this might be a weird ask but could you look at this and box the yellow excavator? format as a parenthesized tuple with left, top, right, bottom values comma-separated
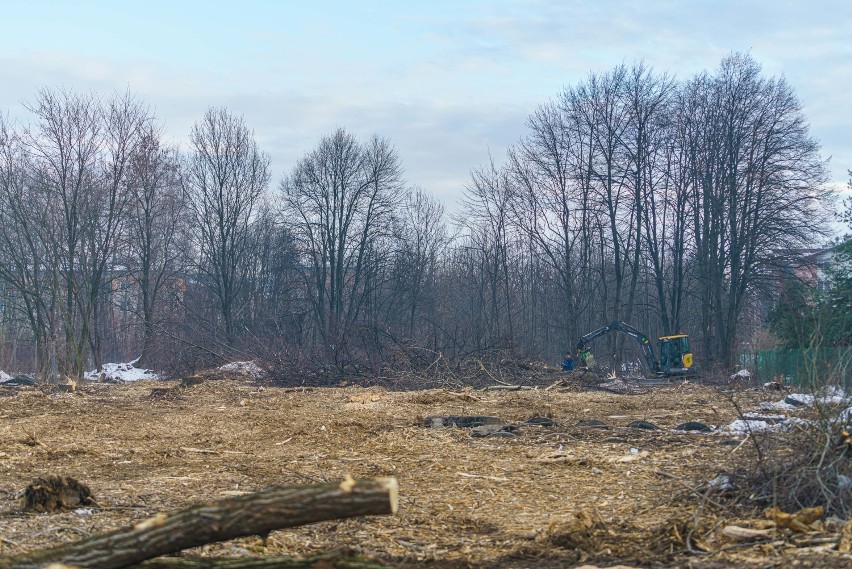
(576, 321, 694, 376)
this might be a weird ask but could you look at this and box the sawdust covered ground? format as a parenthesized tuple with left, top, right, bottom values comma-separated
(0, 379, 847, 568)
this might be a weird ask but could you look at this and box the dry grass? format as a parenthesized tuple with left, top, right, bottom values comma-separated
(0, 378, 848, 568)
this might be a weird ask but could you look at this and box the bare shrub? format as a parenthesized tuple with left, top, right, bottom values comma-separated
(744, 393, 851, 518)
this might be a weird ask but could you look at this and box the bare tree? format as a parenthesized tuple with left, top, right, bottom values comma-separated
(3, 90, 152, 378)
(394, 187, 448, 340)
(126, 125, 186, 366)
(583, 66, 632, 329)
(186, 107, 270, 349)
(281, 129, 404, 367)
(641, 83, 696, 335)
(241, 208, 301, 340)
(0, 114, 59, 379)
(461, 157, 517, 349)
(620, 63, 675, 335)
(686, 54, 831, 367)
(504, 101, 582, 350)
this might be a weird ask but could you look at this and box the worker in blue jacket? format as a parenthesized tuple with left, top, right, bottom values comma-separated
(562, 351, 575, 371)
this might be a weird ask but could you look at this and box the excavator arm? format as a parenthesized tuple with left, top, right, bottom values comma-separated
(576, 321, 661, 375)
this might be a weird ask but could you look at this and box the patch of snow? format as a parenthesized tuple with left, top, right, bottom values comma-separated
(708, 475, 733, 491)
(821, 385, 847, 399)
(724, 419, 776, 434)
(0, 370, 12, 383)
(785, 416, 813, 428)
(730, 369, 751, 380)
(752, 389, 850, 431)
(785, 393, 815, 407)
(724, 415, 814, 434)
(816, 386, 849, 405)
(759, 392, 838, 410)
(742, 413, 787, 422)
(829, 396, 851, 407)
(781, 388, 850, 408)
(85, 361, 159, 382)
(73, 508, 93, 515)
(758, 400, 799, 411)
(218, 361, 265, 379)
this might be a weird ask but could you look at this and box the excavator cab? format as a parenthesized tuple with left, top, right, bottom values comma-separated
(658, 335, 693, 375)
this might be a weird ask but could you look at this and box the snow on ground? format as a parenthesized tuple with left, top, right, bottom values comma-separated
(785, 393, 816, 406)
(727, 386, 851, 433)
(85, 361, 159, 382)
(730, 369, 751, 380)
(707, 474, 733, 491)
(742, 412, 787, 422)
(815, 385, 850, 405)
(757, 386, 849, 410)
(218, 361, 265, 379)
(724, 418, 781, 434)
(7, 360, 265, 383)
(757, 399, 801, 411)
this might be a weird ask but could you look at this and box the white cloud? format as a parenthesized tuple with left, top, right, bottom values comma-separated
(1, 0, 849, 212)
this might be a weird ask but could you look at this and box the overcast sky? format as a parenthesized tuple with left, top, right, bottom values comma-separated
(2, 0, 850, 211)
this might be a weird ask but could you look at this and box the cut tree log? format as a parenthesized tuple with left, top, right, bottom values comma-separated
(721, 525, 773, 541)
(136, 551, 390, 568)
(0, 476, 398, 569)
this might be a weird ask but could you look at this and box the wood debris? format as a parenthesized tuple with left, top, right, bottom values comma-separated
(21, 476, 96, 513)
(0, 380, 848, 567)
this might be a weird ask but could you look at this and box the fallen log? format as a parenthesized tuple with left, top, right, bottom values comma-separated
(1, 476, 398, 569)
(720, 525, 773, 541)
(137, 551, 390, 568)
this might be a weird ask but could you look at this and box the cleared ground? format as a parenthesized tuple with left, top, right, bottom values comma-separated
(0, 377, 848, 568)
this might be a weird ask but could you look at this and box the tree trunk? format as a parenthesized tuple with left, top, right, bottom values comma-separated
(0, 477, 398, 569)
(136, 551, 390, 569)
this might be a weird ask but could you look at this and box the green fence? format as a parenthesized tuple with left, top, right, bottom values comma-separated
(738, 347, 852, 388)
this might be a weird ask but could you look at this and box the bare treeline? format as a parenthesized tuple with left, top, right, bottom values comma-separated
(457, 54, 830, 370)
(0, 54, 833, 381)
